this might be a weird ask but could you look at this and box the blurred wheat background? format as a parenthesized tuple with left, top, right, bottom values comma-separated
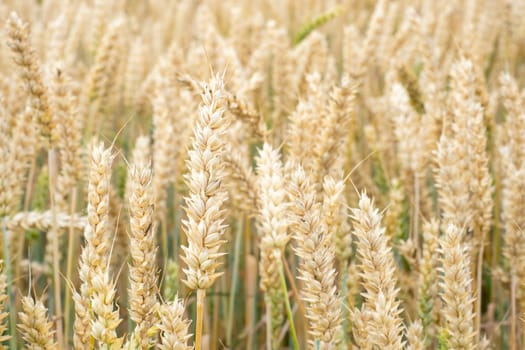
(0, 0, 523, 349)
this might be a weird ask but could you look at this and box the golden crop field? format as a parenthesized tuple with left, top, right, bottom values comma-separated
(0, 0, 523, 349)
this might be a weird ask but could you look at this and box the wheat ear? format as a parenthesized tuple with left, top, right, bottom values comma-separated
(255, 143, 289, 348)
(289, 165, 341, 347)
(128, 161, 160, 348)
(350, 193, 404, 349)
(180, 75, 230, 350)
(157, 296, 192, 350)
(439, 224, 476, 350)
(17, 296, 58, 350)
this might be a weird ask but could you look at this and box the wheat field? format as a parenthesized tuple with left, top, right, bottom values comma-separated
(0, 0, 523, 349)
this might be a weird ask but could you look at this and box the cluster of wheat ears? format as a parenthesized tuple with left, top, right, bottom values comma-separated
(1, 0, 525, 349)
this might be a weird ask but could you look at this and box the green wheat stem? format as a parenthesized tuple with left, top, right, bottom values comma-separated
(227, 219, 243, 347)
(278, 254, 299, 350)
(2, 219, 18, 350)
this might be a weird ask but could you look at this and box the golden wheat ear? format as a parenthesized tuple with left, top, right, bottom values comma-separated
(255, 143, 289, 348)
(18, 295, 58, 350)
(6, 11, 54, 147)
(180, 75, 231, 350)
(439, 224, 476, 350)
(127, 160, 159, 348)
(288, 164, 342, 346)
(350, 193, 405, 349)
(74, 142, 122, 349)
(157, 295, 192, 350)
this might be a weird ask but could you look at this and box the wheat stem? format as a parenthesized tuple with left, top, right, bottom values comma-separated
(64, 188, 77, 340)
(278, 256, 299, 350)
(265, 294, 273, 350)
(48, 148, 64, 348)
(511, 274, 517, 350)
(227, 220, 243, 346)
(1, 221, 17, 350)
(195, 288, 206, 350)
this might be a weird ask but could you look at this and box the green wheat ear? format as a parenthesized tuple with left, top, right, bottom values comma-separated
(32, 166, 49, 211)
(115, 161, 127, 199)
(437, 328, 450, 350)
(163, 258, 180, 302)
(398, 65, 425, 114)
(294, 6, 342, 45)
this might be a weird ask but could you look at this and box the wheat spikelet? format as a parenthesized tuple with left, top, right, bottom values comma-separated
(439, 224, 476, 350)
(77, 142, 113, 291)
(17, 296, 58, 350)
(293, 32, 327, 99)
(45, 13, 69, 66)
(225, 92, 266, 139)
(124, 37, 146, 109)
(72, 291, 90, 350)
(352, 0, 387, 83)
(181, 75, 230, 291)
(50, 67, 82, 212)
(6, 11, 54, 146)
(349, 307, 371, 349)
(406, 321, 424, 350)
(0, 104, 37, 218)
(321, 173, 352, 270)
(255, 143, 289, 346)
(4, 211, 86, 232)
(435, 59, 488, 234)
(89, 272, 123, 349)
(390, 82, 422, 178)
(269, 24, 293, 122)
(223, 145, 258, 217)
(157, 296, 192, 350)
(350, 193, 404, 349)
(152, 91, 176, 224)
(417, 219, 440, 342)
(108, 187, 128, 284)
(179, 73, 231, 350)
(383, 179, 404, 243)
(74, 142, 118, 349)
(286, 87, 323, 172)
(125, 136, 151, 205)
(499, 72, 525, 166)
(315, 77, 356, 178)
(455, 59, 492, 245)
(128, 161, 159, 349)
(86, 18, 122, 105)
(499, 73, 525, 290)
(89, 0, 109, 55)
(289, 165, 341, 346)
(2, 104, 37, 275)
